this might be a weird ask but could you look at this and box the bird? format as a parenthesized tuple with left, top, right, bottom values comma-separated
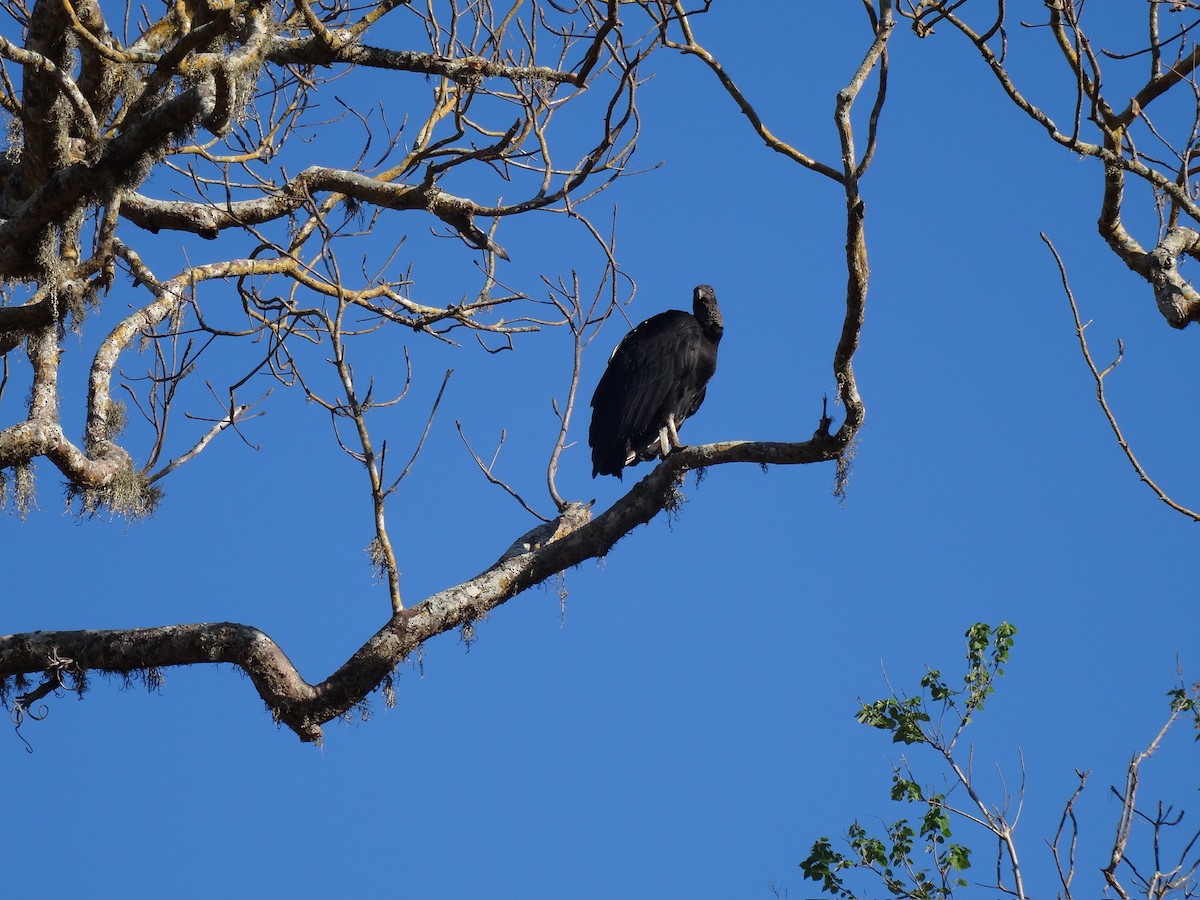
(589, 284, 723, 479)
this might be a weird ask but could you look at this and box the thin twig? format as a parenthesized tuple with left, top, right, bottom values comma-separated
(1042, 232, 1200, 521)
(456, 421, 550, 522)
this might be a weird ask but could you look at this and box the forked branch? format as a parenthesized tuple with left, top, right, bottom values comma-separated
(903, 1, 1200, 328)
(1043, 233, 1200, 521)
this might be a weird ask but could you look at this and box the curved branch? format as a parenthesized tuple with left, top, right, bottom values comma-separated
(1042, 232, 1200, 520)
(85, 250, 295, 454)
(832, 2, 892, 442)
(0, 432, 846, 743)
(1099, 137, 1200, 328)
(654, 1, 843, 182)
(654, 1, 889, 445)
(0, 419, 132, 484)
(122, 168, 509, 255)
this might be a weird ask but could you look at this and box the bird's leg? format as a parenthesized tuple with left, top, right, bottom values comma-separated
(666, 414, 684, 451)
(657, 423, 671, 458)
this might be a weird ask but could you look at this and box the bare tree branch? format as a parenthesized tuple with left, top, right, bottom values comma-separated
(903, 1, 1200, 328)
(0, 431, 846, 742)
(1042, 232, 1200, 521)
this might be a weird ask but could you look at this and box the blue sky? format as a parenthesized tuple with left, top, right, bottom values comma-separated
(4, 4, 1198, 898)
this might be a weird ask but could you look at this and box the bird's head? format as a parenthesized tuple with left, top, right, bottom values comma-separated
(692, 284, 722, 338)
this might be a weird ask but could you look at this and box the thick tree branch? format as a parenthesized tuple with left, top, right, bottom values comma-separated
(0, 420, 132, 485)
(0, 433, 846, 743)
(267, 38, 588, 86)
(121, 168, 508, 256)
(0, 82, 216, 275)
(1098, 137, 1200, 328)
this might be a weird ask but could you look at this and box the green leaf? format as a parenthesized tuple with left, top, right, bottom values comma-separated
(800, 836, 856, 898)
(920, 804, 951, 840)
(947, 844, 972, 871)
(890, 774, 924, 803)
(1167, 687, 1193, 713)
(920, 669, 952, 702)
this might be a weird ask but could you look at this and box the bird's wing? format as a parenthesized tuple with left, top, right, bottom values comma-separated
(593, 311, 704, 444)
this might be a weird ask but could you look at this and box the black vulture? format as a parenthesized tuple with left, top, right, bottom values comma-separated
(589, 284, 723, 479)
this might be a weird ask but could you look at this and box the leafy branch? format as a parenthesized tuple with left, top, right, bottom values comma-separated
(800, 623, 1199, 900)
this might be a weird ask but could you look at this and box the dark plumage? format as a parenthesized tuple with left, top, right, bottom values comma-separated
(589, 284, 723, 479)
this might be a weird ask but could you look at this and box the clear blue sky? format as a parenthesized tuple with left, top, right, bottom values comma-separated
(5, 5, 1197, 898)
